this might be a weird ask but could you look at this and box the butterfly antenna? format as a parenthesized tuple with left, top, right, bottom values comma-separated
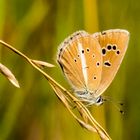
(103, 97, 124, 114)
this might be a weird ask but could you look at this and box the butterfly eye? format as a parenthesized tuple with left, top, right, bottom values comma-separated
(95, 96, 103, 106)
(96, 97, 101, 103)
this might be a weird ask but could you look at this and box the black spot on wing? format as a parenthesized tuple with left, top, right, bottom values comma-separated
(104, 61, 111, 67)
(112, 45, 117, 50)
(74, 58, 77, 62)
(107, 45, 112, 50)
(86, 48, 90, 52)
(93, 76, 97, 80)
(116, 50, 120, 55)
(102, 48, 106, 55)
(96, 62, 100, 67)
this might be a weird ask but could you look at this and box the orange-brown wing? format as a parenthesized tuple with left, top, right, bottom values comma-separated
(92, 29, 129, 97)
(57, 31, 102, 93)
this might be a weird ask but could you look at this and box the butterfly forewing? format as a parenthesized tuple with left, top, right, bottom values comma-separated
(57, 31, 102, 92)
(93, 29, 129, 97)
(77, 35, 102, 92)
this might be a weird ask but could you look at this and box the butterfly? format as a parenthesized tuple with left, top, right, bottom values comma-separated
(57, 29, 129, 105)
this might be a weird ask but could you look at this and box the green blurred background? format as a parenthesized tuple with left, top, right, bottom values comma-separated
(0, 0, 139, 140)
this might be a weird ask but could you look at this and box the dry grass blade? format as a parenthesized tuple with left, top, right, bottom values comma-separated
(0, 63, 20, 88)
(49, 80, 72, 109)
(77, 119, 96, 132)
(31, 59, 55, 68)
(76, 104, 89, 123)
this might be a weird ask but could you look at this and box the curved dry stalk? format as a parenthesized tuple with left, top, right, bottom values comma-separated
(49, 80, 111, 140)
(0, 40, 112, 140)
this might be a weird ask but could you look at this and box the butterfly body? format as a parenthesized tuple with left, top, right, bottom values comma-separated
(57, 29, 129, 105)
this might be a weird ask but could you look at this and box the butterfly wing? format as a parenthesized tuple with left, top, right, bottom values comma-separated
(92, 29, 129, 97)
(57, 31, 102, 93)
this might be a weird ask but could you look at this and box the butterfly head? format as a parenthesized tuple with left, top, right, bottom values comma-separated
(95, 96, 104, 106)
(75, 90, 104, 106)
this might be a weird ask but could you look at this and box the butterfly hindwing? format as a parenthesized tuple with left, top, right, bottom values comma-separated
(93, 29, 129, 97)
